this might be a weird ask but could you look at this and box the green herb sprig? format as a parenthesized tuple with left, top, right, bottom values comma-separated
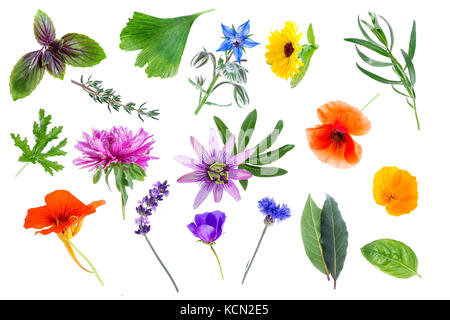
(345, 13, 419, 129)
(214, 109, 294, 190)
(190, 49, 250, 115)
(11, 109, 67, 177)
(71, 75, 159, 121)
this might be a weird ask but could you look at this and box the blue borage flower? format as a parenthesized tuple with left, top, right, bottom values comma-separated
(217, 20, 259, 63)
(258, 197, 291, 223)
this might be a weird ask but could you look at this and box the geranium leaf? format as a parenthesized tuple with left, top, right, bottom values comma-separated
(320, 194, 348, 289)
(9, 50, 45, 101)
(301, 194, 329, 278)
(361, 239, 421, 279)
(34, 9, 56, 46)
(60, 33, 106, 67)
(119, 9, 214, 78)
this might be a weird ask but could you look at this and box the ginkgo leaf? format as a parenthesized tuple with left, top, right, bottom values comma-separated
(119, 9, 214, 78)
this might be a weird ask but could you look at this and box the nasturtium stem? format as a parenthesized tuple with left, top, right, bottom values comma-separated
(144, 235, 179, 292)
(210, 245, 224, 280)
(68, 240, 104, 286)
(360, 93, 380, 112)
(242, 225, 268, 284)
(15, 163, 30, 177)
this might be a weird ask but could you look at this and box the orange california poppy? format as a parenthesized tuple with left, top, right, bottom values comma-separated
(306, 101, 371, 169)
(24, 190, 105, 272)
(373, 166, 418, 216)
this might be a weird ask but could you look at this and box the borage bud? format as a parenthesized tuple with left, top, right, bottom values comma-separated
(191, 50, 210, 68)
(233, 84, 249, 107)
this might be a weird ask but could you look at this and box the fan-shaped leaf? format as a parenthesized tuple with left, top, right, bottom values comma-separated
(120, 9, 214, 78)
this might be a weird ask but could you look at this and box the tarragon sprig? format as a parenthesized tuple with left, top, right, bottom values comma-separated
(11, 109, 67, 176)
(345, 13, 419, 130)
(71, 75, 160, 121)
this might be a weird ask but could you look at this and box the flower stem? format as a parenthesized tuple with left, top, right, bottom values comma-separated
(210, 245, 224, 280)
(15, 163, 30, 177)
(68, 240, 104, 286)
(121, 195, 126, 220)
(242, 225, 268, 284)
(144, 235, 179, 292)
(360, 93, 380, 112)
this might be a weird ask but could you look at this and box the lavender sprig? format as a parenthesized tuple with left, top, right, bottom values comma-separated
(134, 181, 178, 292)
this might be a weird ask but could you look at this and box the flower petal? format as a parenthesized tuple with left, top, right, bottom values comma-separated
(343, 135, 362, 166)
(177, 171, 204, 183)
(174, 155, 202, 170)
(209, 128, 220, 160)
(221, 24, 236, 39)
(193, 182, 214, 209)
(229, 169, 252, 180)
(187, 222, 197, 235)
(242, 37, 260, 48)
(191, 136, 212, 163)
(217, 39, 233, 52)
(237, 20, 250, 36)
(233, 46, 243, 63)
(306, 124, 334, 150)
(213, 184, 224, 202)
(224, 180, 241, 201)
(223, 135, 236, 160)
(195, 225, 217, 243)
(229, 148, 255, 166)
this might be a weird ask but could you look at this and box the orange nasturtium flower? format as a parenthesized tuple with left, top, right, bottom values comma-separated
(306, 101, 371, 169)
(24, 190, 105, 285)
(373, 167, 418, 216)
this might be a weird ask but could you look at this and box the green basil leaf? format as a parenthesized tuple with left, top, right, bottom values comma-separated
(238, 109, 257, 152)
(238, 164, 287, 177)
(301, 194, 329, 278)
(10, 50, 45, 101)
(320, 194, 348, 289)
(34, 9, 56, 46)
(361, 239, 421, 279)
(60, 33, 106, 67)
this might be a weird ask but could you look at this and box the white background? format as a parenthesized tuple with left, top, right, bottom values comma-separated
(0, 0, 447, 300)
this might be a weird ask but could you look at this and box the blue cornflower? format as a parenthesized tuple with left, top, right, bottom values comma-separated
(217, 20, 259, 63)
(258, 197, 291, 223)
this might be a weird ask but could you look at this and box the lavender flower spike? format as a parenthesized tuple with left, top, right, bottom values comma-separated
(175, 129, 255, 209)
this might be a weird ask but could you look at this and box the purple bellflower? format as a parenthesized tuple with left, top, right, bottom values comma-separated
(187, 211, 227, 279)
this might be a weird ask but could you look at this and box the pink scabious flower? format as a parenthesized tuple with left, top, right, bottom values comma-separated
(73, 126, 158, 171)
(175, 129, 255, 209)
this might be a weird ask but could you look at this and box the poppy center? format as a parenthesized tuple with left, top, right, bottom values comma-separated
(330, 128, 347, 146)
(207, 162, 229, 184)
(284, 42, 295, 57)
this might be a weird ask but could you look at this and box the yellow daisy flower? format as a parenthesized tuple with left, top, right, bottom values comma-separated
(265, 21, 304, 80)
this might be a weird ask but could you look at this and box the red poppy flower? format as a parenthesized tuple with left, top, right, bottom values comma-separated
(24, 190, 105, 272)
(306, 101, 371, 168)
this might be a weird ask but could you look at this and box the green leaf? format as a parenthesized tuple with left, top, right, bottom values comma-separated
(10, 108, 66, 175)
(238, 164, 287, 177)
(401, 49, 416, 87)
(361, 239, 421, 279)
(93, 169, 102, 184)
(248, 144, 295, 166)
(320, 195, 348, 289)
(239, 179, 248, 190)
(213, 116, 236, 155)
(355, 46, 392, 67)
(356, 63, 403, 84)
(291, 45, 317, 88)
(253, 120, 283, 154)
(301, 194, 329, 278)
(60, 33, 106, 67)
(408, 21, 416, 60)
(378, 15, 394, 51)
(10, 50, 45, 101)
(119, 9, 214, 78)
(357, 16, 377, 44)
(306, 23, 316, 46)
(34, 10, 56, 46)
(238, 109, 257, 152)
(344, 38, 389, 57)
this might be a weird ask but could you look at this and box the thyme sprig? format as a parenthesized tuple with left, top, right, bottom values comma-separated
(71, 75, 160, 121)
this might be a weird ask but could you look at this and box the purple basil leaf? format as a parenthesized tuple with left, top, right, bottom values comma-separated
(60, 33, 106, 67)
(33, 10, 56, 46)
(43, 48, 66, 80)
(10, 50, 45, 101)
